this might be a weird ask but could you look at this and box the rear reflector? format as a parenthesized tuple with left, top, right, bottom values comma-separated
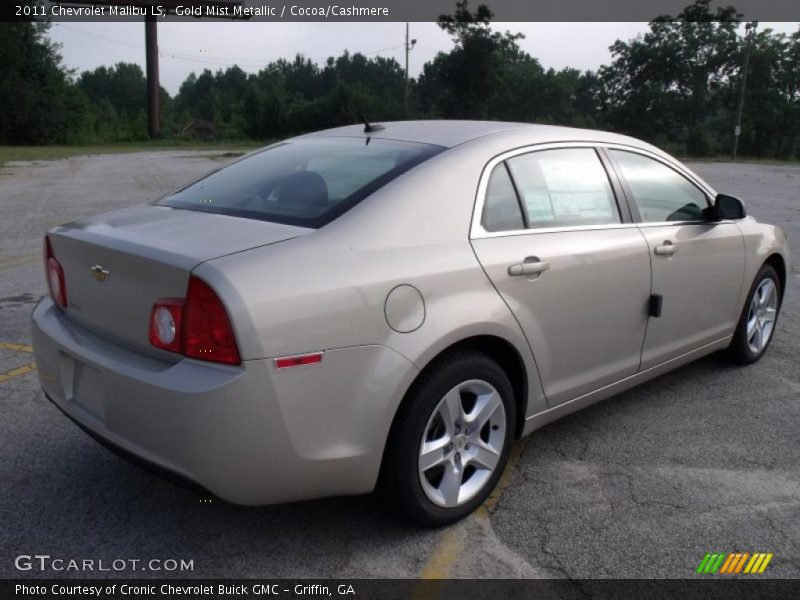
(274, 353, 324, 369)
(44, 236, 67, 309)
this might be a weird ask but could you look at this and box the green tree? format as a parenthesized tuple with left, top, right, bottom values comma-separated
(242, 70, 287, 139)
(321, 51, 405, 118)
(419, 0, 524, 119)
(78, 63, 155, 141)
(0, 16, 90, 144)
(599, 0, 741, 154)
(732, 28, 800, 158)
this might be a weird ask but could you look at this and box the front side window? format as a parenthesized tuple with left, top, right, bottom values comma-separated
(506, 148, 620, 228)
(160, 138, 444, 228)
(609, 150, 709, 223)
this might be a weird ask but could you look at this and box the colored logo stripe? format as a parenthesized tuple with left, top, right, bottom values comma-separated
(744, 553, 773, 574)
(696, 553, 725, 574)
(697, 552, 773, 574)
(720, 553, 749, 573)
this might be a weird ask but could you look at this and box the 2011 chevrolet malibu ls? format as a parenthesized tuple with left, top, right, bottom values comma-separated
(32, 120, 790, 525)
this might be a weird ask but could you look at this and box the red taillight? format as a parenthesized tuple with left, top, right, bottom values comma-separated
(149, 276, 240, 365)
(184, 277, 240, 365)
(44, 236, 67, 309)
(149, 299, 184, 353)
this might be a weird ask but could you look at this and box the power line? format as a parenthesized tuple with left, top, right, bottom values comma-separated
(363, 44, 405, 56)
(53, 23, 408, 69)
(54, 23, 265, 66)
(54, 22, 144, 50)
(159, 52, 267, 68)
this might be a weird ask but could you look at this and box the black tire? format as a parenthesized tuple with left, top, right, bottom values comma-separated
(727, 263, 782, 365)
(380, 351, 517, 527)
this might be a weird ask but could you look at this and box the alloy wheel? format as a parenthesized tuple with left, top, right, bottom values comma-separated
(418, 379, 507, 508)
(746, 278, 778, 354)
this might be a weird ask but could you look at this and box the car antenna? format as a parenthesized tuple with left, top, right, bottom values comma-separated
(357, 111, 385, 133)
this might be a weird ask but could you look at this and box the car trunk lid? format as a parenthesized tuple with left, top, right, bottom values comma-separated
(48, 204, 307, 360)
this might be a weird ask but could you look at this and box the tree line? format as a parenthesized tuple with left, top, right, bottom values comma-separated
(1, 0, 799, 159)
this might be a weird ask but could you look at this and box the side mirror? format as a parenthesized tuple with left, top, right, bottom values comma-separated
(704, 193, 747, 221)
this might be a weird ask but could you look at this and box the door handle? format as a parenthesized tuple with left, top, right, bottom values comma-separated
(508, 258, 550, 277)
(654, 241, 678, 256)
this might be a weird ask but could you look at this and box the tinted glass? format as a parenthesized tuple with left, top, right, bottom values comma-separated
(610, 150, 709, 222)
(160, 138, 444, 228)
(506, 148, 620, 228)
(483, 164, 524, 232)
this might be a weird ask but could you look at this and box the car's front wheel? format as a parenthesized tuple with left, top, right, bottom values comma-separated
(728, 263, 782, 364)
(381, 351, 516, 526)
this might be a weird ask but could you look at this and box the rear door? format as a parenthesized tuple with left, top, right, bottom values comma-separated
(470, 146, 652, 407)
(606, 149, 746, 369)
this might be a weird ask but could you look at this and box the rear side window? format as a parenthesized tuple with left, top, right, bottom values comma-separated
(483, 164, 524, 232)
(506, 148, 620, 228)
(160, 138, 444, 228)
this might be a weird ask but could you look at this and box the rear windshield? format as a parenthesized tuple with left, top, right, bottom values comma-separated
(159, 137, 445, 228)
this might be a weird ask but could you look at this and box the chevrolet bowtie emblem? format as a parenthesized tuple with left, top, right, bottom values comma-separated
(90, 265, 110, 283)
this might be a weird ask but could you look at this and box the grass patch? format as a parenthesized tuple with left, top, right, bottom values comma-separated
(0, 140, 265, 168)
(681, 155, 800, 166)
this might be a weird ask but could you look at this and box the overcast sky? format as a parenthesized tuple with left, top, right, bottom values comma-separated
(48, 21, 799, 95)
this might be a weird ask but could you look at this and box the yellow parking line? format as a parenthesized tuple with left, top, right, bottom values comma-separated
(418, 441, 526, 579)
(418, 527, 464, 580)
(0, 362, 37, 384)
(0, 342, 33, 353)
(482, 442, 525, 514)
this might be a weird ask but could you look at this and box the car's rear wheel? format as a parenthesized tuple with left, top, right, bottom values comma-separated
(727, 263, 781, 364)
(381, 351, 516, 526)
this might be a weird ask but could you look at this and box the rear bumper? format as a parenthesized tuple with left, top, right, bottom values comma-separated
(32, 298, 417, 505)
(45, 391, 212, 496)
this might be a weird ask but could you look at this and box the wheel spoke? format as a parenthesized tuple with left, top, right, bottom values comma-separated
(467, 390, 502, 430)
(440, 388, 464, 431)
(750, 295, 760, 315)
(762, 307, 777, 324)
(747, 315, 758, 339)
(419, 437, 450, 472)
(763, 280, 775, 305)
(439, 462, 462, 507)
(468, 441, 500, 471)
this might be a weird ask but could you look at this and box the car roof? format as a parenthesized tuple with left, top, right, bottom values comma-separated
(295, 119, 649, 150)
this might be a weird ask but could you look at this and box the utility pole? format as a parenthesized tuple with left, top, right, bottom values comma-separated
(733, 21, 757, 161)
(145, 15, 160, 139)
(404, 23, 417, 118)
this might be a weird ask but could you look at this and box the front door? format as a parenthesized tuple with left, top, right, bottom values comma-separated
(607, 149, 746, 369)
